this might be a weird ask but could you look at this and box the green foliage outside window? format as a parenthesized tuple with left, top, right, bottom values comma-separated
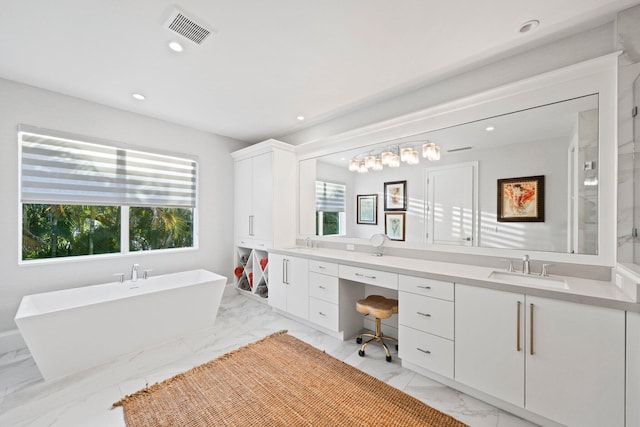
(129, 207, 193, 251)
(316, 211, 340, 236)
(22, 204, 194, 260)
(22, 204, 121, 260)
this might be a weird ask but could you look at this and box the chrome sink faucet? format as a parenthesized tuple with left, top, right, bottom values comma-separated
(131, 263, 140, 282)
(522, 255, 530, 275)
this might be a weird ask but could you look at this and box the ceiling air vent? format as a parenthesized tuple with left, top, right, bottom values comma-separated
(164, 8, 212, 45)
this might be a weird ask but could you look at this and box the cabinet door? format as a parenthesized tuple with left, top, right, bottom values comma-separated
(525, 296, 625, 427)
(234, 157, 253, 240)
(455, 284, 525, 407)
(286, 256, 309, 320)
(252, 152, 273, 241)
(267, 254, 286, 312)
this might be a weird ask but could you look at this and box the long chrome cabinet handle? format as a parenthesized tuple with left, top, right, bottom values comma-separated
(248, 215, 254, 236)
(516, 301, 522, 352)
(282, 259, 286, 284)
(529, 303, 534, 355)
(354, 273, 377, 279)
(417, 312, 431, 318)
(417, 348, 431, 355)
(417, 285, 432, 290)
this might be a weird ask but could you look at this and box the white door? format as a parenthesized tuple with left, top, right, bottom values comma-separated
(426, 163, 476, 245)
(455, 285, 525, 407)
(525, 296, 625, 427)
(234, 157, 253, 240)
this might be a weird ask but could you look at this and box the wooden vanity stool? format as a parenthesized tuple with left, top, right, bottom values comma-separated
(356, 295, 398, 362)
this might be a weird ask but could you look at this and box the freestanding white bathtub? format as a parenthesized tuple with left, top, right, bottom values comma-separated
(15, 269, 227, 381)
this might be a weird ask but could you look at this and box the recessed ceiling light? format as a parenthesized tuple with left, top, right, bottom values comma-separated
(168, 41, 184, 52)
(132, 93, 146, 101)
(485, 126, 495, 132)
(296, 116, 305, 121)
(519, 20, 540, 34)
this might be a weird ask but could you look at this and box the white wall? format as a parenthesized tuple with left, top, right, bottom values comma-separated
(0, 78, 249, 334)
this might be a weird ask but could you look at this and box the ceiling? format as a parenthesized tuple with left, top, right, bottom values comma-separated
(0, 1, 636, 144)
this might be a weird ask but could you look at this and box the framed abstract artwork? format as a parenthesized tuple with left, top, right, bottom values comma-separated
(357, 194, 377, 225)
(384, 180, 407, 211)
(385, 212, 405, 241)
(497, 175, 545, 222)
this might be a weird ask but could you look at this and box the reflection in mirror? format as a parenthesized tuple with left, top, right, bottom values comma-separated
(370, 233, 386, 256)
(307, 95, 599, 255)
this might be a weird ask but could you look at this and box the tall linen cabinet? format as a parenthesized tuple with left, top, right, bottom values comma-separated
(231, 139, 296, 298)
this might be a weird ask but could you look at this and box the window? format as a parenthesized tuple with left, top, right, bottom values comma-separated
(19, 126, 197, 261)
(315, 180, 346, 236)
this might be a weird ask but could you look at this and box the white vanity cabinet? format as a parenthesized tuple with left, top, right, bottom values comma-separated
(455, 284, 625, 427)
(308, 260, 364, 339)
(398, 275, 455, 379)
(268, 254, 309, 320)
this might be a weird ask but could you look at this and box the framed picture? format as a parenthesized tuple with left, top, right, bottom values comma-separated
(385, 212, 405, 241)
(384, 180, 407, 211)
(497, 175, 545, 222)
(357, 194, 378, 225)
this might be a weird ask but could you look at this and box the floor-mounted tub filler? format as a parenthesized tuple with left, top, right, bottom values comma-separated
(14, 269, 227, 381)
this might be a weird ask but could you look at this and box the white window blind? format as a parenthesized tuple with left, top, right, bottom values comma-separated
(315, 181, 345, 212)
(20, 129, 197, 208)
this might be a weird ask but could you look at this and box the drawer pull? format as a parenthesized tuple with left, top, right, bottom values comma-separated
(318, 266, 326, 269)
(318, 285, 326, 290)
(318, 312, 326, 317)
(417, 348, 431, 355)
(417, 285, 432, 290)
(354, 272, 377, 279)
(417, 312, 431, 318)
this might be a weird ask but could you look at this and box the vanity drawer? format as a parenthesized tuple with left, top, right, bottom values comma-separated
(309, 272, 339, 304)
(309, 260, 338, 276)
(399, 326, 454, 379)
(399, 275, 454, 301)
(339, 265, 398, 290)
(309, 297, 339, 331)
(399, 292, 454, 339)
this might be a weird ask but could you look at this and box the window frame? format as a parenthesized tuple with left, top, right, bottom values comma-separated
(18, 126, 199, 265)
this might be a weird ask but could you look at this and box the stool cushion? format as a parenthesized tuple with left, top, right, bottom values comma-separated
(356, 295, 399, 319)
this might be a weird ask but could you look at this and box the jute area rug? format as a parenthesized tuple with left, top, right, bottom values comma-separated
(113, 331, 467, 426)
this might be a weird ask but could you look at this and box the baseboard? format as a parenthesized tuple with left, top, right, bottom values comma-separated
(0, 329, 26, 354)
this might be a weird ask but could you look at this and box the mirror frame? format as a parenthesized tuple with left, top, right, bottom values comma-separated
(296, 53, 619, 266)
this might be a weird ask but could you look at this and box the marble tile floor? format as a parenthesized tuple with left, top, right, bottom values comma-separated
(0, 288, 538, 427)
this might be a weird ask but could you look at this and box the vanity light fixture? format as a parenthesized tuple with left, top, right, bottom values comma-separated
(388, 154, 400, 168)
(373, 158, 384, 171)
(422, 142, 441, 161)
(365, 155, 377, 169)
(349, 159, 360, 172)
(406, 149, 420, 165)
(131, 93, 146, 101)
(357, 162, 368, 173)
(400, 147, 413, 162)
(381, 150, 394, 165)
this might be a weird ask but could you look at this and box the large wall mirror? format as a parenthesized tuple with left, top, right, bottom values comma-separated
(297, 54, 617, 264)
(303, 95, 598, 254)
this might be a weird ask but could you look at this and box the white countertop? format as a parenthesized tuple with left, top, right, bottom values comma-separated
(270, 247, 639, 312)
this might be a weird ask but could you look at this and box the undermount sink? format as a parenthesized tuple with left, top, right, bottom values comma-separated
(489, 271, 569, 290)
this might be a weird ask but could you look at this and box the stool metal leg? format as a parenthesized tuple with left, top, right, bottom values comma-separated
(357, 317, 397, 362)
